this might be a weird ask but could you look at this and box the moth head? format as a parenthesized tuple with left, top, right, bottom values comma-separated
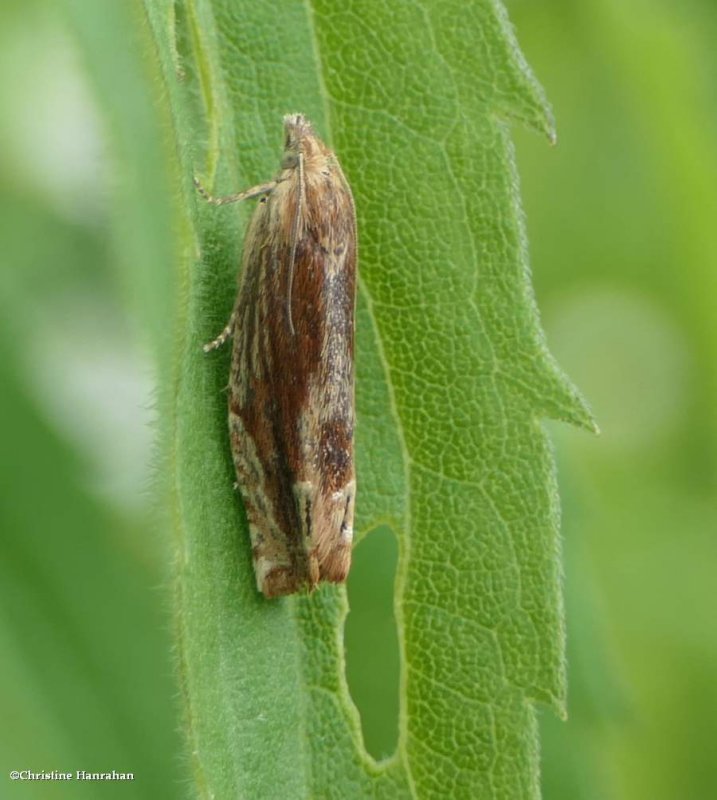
(282, 113, 318, 164)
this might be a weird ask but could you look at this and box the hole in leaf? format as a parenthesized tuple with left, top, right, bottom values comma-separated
(345, 525, 400, 759)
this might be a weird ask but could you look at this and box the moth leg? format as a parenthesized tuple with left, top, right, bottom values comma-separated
(203, 310, 236, 352)
(196, 176, 273, 353)
(193, 176, 276, 206)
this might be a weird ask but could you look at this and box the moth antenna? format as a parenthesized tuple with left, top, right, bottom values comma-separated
(286, 151, 305, 336)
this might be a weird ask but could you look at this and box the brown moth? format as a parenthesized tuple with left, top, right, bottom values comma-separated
(197, 114, 357, 598)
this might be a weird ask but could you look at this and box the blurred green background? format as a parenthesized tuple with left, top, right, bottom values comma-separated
(1, 1, 715, 798)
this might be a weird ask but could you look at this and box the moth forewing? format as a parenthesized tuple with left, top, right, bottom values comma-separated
(200, 114, 357, 598)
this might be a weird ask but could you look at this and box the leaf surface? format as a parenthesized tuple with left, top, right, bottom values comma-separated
(140, 1, 595, 797)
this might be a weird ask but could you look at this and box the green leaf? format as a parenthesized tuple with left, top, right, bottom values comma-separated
(0, 332, 179, 800)
(0, 2, 181, 792)
(69, 0, 594, 797)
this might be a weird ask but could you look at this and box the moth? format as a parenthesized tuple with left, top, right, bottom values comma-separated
(197, 114, 357, 598)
